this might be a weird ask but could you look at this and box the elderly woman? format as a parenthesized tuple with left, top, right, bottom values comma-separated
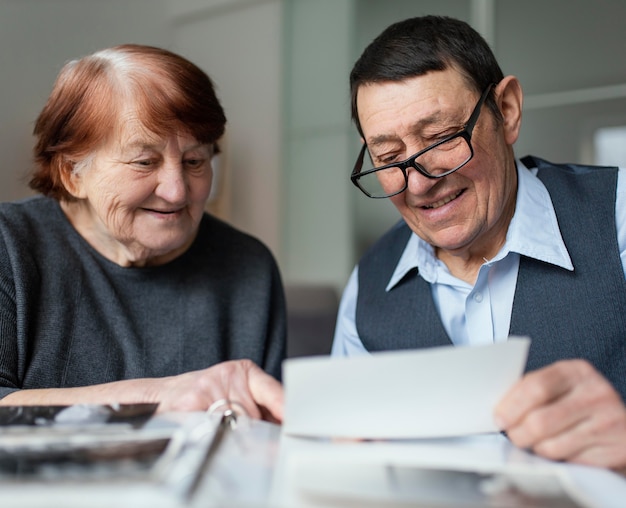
(0, 44, 285, 421)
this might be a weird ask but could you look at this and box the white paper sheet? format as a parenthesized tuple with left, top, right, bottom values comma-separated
(282, 337, 530, 439)
(269, 433, 624, 508)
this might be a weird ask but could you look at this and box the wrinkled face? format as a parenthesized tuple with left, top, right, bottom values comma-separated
(356, 69, 520, 262)
(62, 113, 214, 267)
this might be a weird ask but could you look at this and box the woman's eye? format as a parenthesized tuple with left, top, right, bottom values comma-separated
(133, 159, 155, 168)
(184, 159, 206, 171)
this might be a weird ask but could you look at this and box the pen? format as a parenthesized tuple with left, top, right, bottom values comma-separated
(183, 408, 238, 502)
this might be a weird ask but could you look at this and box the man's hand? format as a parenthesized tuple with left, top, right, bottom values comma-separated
(494, 359, 626, 472)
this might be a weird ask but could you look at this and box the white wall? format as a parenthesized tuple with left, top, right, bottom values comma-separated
(0, 0, 169, 202)
(281, 0, 356, 290)
(168, 0, 283, 261)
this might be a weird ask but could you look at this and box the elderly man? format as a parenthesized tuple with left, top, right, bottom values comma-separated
(332, 15, 626, 471)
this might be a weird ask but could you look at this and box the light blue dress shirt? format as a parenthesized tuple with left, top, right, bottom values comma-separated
(332, 159, 626, 356)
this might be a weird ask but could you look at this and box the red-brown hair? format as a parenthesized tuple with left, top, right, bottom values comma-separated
(30, 44, 227, 201)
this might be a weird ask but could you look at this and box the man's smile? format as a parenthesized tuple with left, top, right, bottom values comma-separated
(421, 189, 464, 209)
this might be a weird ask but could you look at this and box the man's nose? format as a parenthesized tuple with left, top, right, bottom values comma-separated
(405, 164, 438, 195)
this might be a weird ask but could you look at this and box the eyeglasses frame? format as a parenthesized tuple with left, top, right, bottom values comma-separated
(351, 83, 495, 199)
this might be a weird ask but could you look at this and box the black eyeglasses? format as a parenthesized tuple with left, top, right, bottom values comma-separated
(351, 84, 495, 198)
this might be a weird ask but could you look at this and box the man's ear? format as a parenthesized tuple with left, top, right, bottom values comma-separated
(58, 159, 87, 199)
(495, 75, 523, 146)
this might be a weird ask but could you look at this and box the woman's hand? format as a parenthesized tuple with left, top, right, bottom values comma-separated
(151, 359, 284, 422)
(0, 359, 284, 423)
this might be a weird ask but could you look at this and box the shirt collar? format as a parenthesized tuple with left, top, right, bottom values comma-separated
(386, 158, 573, 291)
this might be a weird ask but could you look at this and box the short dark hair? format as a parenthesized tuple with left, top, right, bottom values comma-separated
(350, 15, 504, 135)
(30, 44, 226, 201)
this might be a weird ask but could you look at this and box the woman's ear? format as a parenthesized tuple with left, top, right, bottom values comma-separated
(58, 159, 86, 199)
(495, 76, 523, 146)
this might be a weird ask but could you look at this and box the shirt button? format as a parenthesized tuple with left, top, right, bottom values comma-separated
(473, 292, 483, 303)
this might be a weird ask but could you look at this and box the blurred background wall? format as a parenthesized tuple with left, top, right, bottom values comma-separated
(2, 0, 626, 353)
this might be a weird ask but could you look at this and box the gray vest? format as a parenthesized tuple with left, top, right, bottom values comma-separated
(356, 156, 626, 400)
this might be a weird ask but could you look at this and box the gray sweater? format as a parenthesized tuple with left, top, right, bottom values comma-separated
(0, 196, 286, 398)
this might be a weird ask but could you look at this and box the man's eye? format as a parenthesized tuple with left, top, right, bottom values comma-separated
(381, 155, 399, 164)
(375, 154, 402, 166)
(436, 136, 464, 151)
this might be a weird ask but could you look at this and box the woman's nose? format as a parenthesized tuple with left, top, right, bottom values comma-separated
(155, 164, 187, 203)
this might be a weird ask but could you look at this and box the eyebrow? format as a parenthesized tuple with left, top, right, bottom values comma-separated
(121, 139, 209, 153)
(121, 138, 161, 151)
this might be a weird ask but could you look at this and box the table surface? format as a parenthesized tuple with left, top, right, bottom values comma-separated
(0, 412, 624, 508)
